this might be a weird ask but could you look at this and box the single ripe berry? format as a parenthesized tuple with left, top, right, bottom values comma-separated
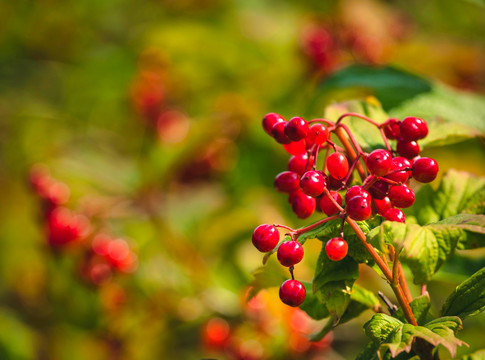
(384, 208, 406, 222)
(279, 279, 306, 307)
(325, 237, 348, 261)
(372, 197, 392, 215)
(300, 170, 326, 197)
(412, 157, 439, 183)
(252, 224, 279, 252)
(396, 139, 420, 159)
(306, 123, 329, 145)
(271, 121, 291, 144)
(288, 153, 313, 176)
(383, 118, 401, 139)
(366, 149, 393, 176)
(277, 241, 304, 267)
(285, 117, 309, 141)
(386, 156, 411, 183)
(327, 152, 349, 180)
(388, 185, 415, 208)
(319, 191, 342, 216)
(262, 113, 285, 135)
(346, 195, 372, 221)
(345, 185, 370, 203)
(400, 117, 428, 141)
(368, 181, 389, 200)
(283, 139, 307, 155)
(326, 174, 345, 191)
(290, 192, 316, 219)
(274, 171, 300, 193)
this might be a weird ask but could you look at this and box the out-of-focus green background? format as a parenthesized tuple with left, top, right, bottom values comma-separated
(0, 1, 484, 359)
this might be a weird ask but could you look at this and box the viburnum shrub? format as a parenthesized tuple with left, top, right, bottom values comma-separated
(251, 111, 485, 359)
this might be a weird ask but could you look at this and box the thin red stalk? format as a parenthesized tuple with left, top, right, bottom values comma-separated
(293, 215, 339, 237)
(333, 127, 366, 181)
(336, 123, 365, 156)
(336, 112, 380, 127)
(379, 128, 392, 152)
(349, 219, 417, 326)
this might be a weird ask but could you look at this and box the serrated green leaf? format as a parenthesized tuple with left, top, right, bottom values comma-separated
(364, 314, 466, 359)
(370, 221, 459, 284)
(394, 295, 432, 325)
(442, 267, 485, 320)
(351, 284, 381, 310)
(436, 214, 485, 249)
(412, 170, 485, 225)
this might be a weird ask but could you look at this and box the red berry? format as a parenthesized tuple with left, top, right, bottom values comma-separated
(291, 192, 316, 219)
(388, 185, 415, 208)
(346, 195, 372, 221)
(327, 152, 349, 180)
(271, 121, 291, 144)
(400, 117, 428, 141)
(368, 181, 389, 200)
(252, 224, 279, 252)
(326, 174, 345, 191)
(386, 156, 411, 183)
(47, 207, 89, 247)
(366, 149, 393, 176)
(319, 191, 342, 216)
(274, 171, 300, 193)
(288, 153, 313, 176)
(285, 117, 309, 142)
(383, 208, 406, 222)
(306, 123, 329, 146)
(300, 170, 326, 197)
(262, 113, 285, 135)
(396, 139, 420, 159)
(383, 118, 401, 139)
(202, 318, 231, 350)
(277, 241, 304, 267)
(345, 185, 370, 203)
(325, 237, 348, 261)
(283, 139, 307, 155)
(279, 279, 306, 307)
(372, 197, 392, 215)
(412, 157, 439, 183)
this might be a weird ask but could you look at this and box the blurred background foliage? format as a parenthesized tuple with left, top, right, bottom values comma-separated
(0, 0, 484, 359)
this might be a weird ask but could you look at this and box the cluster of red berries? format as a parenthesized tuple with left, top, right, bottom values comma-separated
(29, 165, 137, 286)
(253, 113, 439, 307)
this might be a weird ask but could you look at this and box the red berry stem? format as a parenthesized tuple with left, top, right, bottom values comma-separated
(336, 123, 365, 157)
(338, 153, 363, 190)
(308, 118, 335, 127)
(333, 127, 366, 181)
(322, 188, 345, 213)
(345, 216, 417, 326)
(273, 224, 295, 232)
(289, 265, 295, 280)
(292, 215, 340, 238)
(336, 112, 381, 127)
(336, 112, 393, 152)
(376, 176, 402, 186)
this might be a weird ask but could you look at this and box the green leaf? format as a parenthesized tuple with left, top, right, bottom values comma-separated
(412, 170, 485, 225)
(310, 284, 380, 342)
(394, 295, 432, 325)
(364, 314, 466, 359)
(390, 84, 485, 135)
(299, 281, 329, 321)
(442, 267, 485, 320)
(312, 65, 432, 111)
(370, 221, 459, 284)
(436, 214, 485, 249)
